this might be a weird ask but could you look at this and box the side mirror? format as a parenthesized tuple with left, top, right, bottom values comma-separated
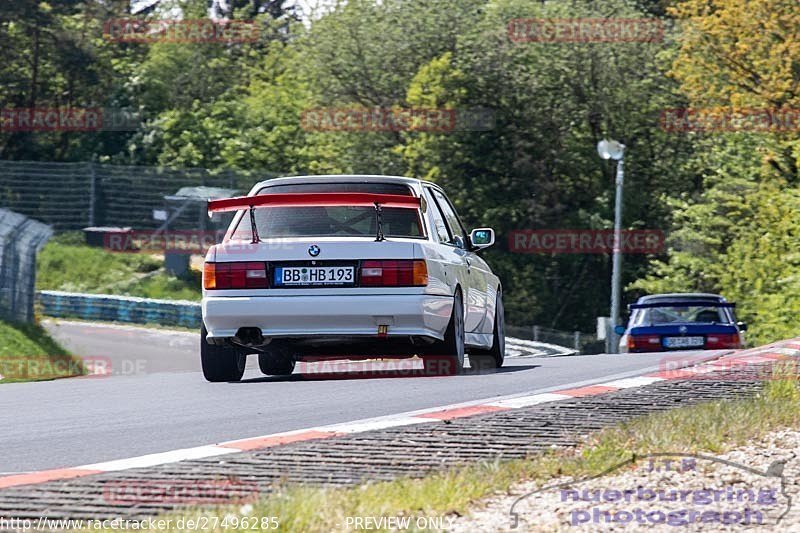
(737, 321, 748, 331)
(470, 228, 495, 250)
(614, 325, 627, 336)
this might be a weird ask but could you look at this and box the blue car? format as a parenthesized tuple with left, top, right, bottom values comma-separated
(615, 293, 747, 353)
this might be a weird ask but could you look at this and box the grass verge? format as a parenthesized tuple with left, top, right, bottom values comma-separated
(0, 320, 85, 383)
(89, 373, 800, 532)
(37, 232, 201, 301)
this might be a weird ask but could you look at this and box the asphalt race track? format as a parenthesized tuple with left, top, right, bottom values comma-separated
(0, 320, 725, 474)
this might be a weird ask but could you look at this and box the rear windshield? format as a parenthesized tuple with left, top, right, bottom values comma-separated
(231, 182, 424, 239)
(631, 304, 734, 326)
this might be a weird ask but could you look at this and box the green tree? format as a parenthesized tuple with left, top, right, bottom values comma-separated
(0, 0, 143, 161)
(398, 0, 692, 328)
(634, 0, 800, 343)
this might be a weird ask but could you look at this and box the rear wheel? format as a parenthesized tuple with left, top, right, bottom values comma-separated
(422, 291, 465, 375)
(201, 325, 246, 382)
(470, 291, 505, 371)
(258, 342, 296, 376)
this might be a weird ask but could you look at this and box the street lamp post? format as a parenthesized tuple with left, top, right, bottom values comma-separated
(597, 139, 626, 354)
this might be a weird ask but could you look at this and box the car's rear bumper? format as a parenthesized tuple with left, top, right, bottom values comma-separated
(202, 294, 453, 340)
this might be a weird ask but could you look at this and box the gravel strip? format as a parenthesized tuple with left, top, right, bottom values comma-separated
(451, 428, 800, 532)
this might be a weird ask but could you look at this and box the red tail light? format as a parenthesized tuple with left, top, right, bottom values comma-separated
(204, 262, 268, 289)
(361, 260, 428, 287)
(628, 334, 662, 352)
(705, 333, 741, 349)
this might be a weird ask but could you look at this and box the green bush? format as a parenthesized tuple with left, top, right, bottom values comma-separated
(37, 234, 201, 301)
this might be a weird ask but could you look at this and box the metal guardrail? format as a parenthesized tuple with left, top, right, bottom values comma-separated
(506, 325, 603, 354)
(0, 210, 52, 323)
(504, 337, 578, 357)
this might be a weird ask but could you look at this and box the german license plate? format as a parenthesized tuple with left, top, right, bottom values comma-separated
(274, 266, 355, 286)
(663, 336, 704, 348)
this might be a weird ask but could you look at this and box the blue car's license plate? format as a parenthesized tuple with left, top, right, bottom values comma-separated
(663, 336, 704, 348)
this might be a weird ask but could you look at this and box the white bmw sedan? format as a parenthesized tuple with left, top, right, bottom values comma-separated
(201, 175, 504, 382)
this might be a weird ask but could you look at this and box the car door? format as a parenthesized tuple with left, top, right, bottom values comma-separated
(464, 249, 494, 336)
(422, 187, 469, 301)
(428, 188, 487, 334)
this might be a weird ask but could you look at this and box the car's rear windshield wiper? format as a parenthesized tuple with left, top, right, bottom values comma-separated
(373, 202, 385, 242)
(249, 206, 260, 244)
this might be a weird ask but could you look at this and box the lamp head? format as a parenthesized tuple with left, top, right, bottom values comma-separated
(597, 139, 625, 160)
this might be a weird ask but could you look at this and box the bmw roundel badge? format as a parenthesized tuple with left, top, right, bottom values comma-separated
(308, 245, 321, 257)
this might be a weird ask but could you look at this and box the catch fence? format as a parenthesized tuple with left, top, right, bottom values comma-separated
(0, 160, 279, 230)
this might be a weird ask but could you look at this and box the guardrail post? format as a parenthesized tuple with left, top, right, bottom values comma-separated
(573, 331, 580, 351)
(88, 161, 96, 226)
(533, 325, 539, 341)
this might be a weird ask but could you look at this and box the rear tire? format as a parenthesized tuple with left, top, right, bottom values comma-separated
(258, 343, 296, 376)
(201, 325, 246, 382)
(422, 291, 465, 375)
(470, 291, 505, 371)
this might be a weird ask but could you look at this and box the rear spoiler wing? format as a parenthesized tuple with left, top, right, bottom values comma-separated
(629, 301, 736, 310)
(208, 192, 421, 214)
(207, 192, 422, 243)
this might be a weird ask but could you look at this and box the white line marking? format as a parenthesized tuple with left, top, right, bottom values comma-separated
(218, 428, 331, 447)
(79, 446, 238, 472)
(486, 393, 571, 409)
(681, 365, 719, 374)
(317, 416, 436, 434)
(740, 356, 782, 364)
(599, 376, 665, 389)
(708, 355, 772, 366)
(768, 347, 800, 357)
